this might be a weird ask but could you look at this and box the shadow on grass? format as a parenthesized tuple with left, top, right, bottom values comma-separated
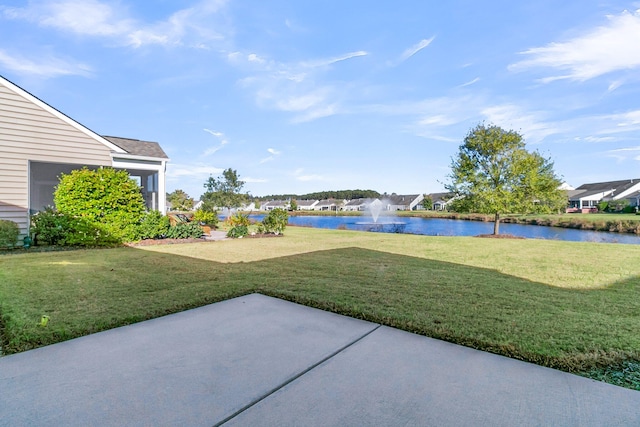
(1, 246, 639, 377)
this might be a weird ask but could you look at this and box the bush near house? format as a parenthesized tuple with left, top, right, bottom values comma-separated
(138, 210, 170, 240)
(54, 167, 146, 242)
(165, 222, 203, 239)
(0, 219, 19, 248)
(30, 208, 119, 247)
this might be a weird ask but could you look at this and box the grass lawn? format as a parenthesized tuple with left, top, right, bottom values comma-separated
(2, 227, 640, 389)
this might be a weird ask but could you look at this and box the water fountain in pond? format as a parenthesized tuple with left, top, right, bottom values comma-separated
(356, 199, 406, 233)
(368, 199, 383, 223)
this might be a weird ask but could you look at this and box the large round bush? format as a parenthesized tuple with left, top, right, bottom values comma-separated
(54, 167, 146, 242)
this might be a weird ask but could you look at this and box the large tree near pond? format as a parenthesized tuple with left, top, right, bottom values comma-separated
(445, 123, 565, 235)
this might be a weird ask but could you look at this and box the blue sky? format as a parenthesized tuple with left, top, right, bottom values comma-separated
(2, 1, 640, 199)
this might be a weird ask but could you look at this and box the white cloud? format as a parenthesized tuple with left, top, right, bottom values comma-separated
(167, 163, 223, 178)
(509, 9, 640, 82)
(612, 109, 640, 127)
(481, 104, 564, 143)
(0, 49, 92, 77)
(399, 37, 435, 63)
(299, 51, 368, 68)
(459, 77, 480, 87)
(604, 146, 640, 162)
(244, 176, 268, 183)
(2, 0, 228, 48)
(229, 47, 367, 122)
(202, 128, 229, 156)
(2, 0, 132, 37)
(259, 148, 282, 164)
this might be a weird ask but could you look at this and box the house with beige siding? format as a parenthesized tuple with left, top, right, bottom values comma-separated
(0, 75, 169, 238)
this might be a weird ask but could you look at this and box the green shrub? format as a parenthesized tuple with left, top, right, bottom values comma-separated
(227, 225, 248, 238)
(31, 207, 117, 246)
(165, 223, 203, 239)
(260, 208, 288, 234)
(54, 167, 146, 242)
(193, 208, 218, 227)
(62, 217, 119, 246)
(0, 219, 19, 248)
(138, 211, 170, 240)
(31, 207, 72, 245)
(227, 212, 250, 227)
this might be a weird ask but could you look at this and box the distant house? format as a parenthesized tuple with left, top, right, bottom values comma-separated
(295, 199, 319, 211)
(0, 75, 169, 238)
(429, 192, 454, 211)
(315, 199, 344, 211)
(385, 194, 424, 211)
(261, 200, 289, 211)
(567, 179, 640, 212)
(343, 198, 378, 212)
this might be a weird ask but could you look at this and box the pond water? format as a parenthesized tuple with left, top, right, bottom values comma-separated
(249, 214, 640, 245)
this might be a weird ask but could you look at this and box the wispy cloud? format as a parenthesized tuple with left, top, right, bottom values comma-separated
(1, 0, 229, 48)
(459, 77, 480, 87)
(509, 9, 640, 82)
(299, 51, 368, 68)
(481, 104, 563, 143)
(167, 163, 223, 178)
(604, 146, 640, 162)
(233, 49, 367, 122)
(398, 37, 435, 63)
(259, 148, 281, 164)
(0, 48, 92, 77)
(202, 128, 229, 156)
(243, 176, 268, 183)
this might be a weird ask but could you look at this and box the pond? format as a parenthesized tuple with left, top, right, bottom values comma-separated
(249, 214, 640, 245)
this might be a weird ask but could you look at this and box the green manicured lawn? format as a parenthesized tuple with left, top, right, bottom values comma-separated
(2, 227, 640, 389)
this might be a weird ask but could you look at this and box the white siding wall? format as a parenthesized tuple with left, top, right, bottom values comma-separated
(0, 84, 113, 237)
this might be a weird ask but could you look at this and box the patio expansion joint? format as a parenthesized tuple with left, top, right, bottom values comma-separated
(214, 323, 382, 426)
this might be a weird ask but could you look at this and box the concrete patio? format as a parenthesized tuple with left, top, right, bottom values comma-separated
(1, 293, 639, 426)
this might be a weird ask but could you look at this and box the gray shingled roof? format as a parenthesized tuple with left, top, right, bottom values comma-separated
(103, 136, 169, 159)
(576, 179, 640, 193)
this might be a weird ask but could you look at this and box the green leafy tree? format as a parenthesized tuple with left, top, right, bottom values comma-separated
(54, 167, 146, 242)
(167, 189, 194, 211)
(289, 199, 298, 211)
(421, 195, 433, 210)
(446, 123, 565, 235)
(202, 168, 248, 211)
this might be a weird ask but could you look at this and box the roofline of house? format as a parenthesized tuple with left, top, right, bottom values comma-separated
(0, 74, 126, 154)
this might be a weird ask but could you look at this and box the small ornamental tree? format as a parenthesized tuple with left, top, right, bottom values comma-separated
(446, 123, 565, 235)
(54, 167, 146, 242)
